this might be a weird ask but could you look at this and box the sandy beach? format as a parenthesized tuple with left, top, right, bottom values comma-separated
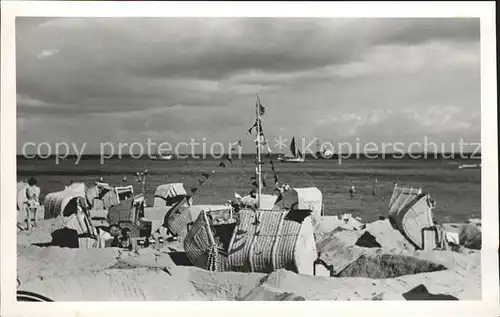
(17, 215, 481, 301)
(10, 13, 489, 305)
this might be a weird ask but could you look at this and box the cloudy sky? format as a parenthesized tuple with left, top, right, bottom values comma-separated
(16, 17, 480, 154)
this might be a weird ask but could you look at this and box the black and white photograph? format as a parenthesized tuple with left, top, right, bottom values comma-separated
(1, 1, 498, 315)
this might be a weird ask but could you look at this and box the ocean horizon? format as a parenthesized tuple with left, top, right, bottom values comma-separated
(16, 152, 482, 160)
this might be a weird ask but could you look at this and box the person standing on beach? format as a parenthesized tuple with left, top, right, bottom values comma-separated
(372, 178, 378, 196)
(349, 185, 356, 199)
(25, 177, 41, 230)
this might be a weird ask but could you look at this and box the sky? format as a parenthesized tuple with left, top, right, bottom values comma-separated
(16, 17, 481, 155)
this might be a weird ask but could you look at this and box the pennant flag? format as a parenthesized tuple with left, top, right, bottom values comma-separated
(259, 104, 266, 116)
(257, 98, 266, 116)
(248, 121, 258, 134)
(201, 172, 210, 179)
(250, 174, 267, 188)
(248, 120, 264, 136)
(276, 193, 283, 204)
(262, 138, 271, 152)
(191, 188, 199, 194)
(198, 179, 205, 186)
(231, 140, 243, 151)
(219, 162, 226, 168)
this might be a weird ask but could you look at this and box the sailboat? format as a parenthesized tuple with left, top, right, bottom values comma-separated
(315, 139, 333, 159)
(183, 95, 321, 275)
(277, 137, 305, 163)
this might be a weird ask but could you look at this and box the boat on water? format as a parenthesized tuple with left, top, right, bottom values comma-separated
(458, 163, 481, 169)
(152, 153, 173, 160)
(151, 146, 173, 160)
(183, 95, 321, 275)
(277, 137, 305, 163)
(315, 139, 334, 159)
(157, 154, 173, 160)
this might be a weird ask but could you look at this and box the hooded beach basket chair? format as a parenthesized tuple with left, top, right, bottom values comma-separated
(153, 183, 188, 207)
(101, 185, 134, 210)
(289, 187, 323, 223)
(165, 203, 232, 241)
(44, 190, 88, 219)
(388, 185, 440, 250)
(86, 182, 113, 210)
(45, 190, 99, 248)
(184, 207, 317, 275)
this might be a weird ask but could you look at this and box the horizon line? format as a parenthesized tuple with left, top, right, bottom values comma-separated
(16, 152, 482, 157)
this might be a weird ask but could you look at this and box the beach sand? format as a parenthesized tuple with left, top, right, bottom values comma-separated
(16, 217, 481, 301)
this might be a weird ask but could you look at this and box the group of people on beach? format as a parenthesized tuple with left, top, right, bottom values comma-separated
(101, 224, 133, 250)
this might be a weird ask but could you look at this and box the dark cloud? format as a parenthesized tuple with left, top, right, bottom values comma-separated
(131, 19, 362, 80)
(15, 17, 481, 152)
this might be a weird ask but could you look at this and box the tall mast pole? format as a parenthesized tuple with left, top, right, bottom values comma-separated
(256, 94, 262, 209)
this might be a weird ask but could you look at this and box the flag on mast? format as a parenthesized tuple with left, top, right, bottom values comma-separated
(259, 102, 266, 116)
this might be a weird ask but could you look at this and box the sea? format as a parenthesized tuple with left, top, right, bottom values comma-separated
(17, 154, 481, 224)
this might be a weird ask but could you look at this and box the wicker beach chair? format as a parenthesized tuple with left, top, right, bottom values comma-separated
(153, 183, 188, 207)
(101, 185, 134, 210)
(107, 198, 135, 224)
(86, 182, 113, 209)
(44, 190, 88, 219)
(184, 207, 317, 275)
(47, 191, 99, 248)
(165, 202, 233, 241)
(290, 188, 323, 223)
(388, 185, 440, 250)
